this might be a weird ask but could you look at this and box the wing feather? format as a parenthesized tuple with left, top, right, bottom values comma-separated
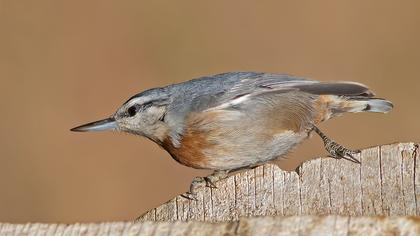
(201, 73, 373, 111)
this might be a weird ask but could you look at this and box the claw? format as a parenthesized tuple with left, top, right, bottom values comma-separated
(345, 153, 361, 164)
(327, 147, 361, 164)
(181, 192, 198, 201)
(329, 153, 360, 164)
(184, 171, 228, 200)
(312, 125, 361, 164)
(340, 149, 361, 164)
(204, 177, 217, 189)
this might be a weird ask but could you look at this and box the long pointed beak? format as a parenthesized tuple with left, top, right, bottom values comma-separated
(70, 118, 117, 132)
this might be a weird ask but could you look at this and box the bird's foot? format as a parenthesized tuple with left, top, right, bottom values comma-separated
(181, 170, 228, 200)
(206, 170, 229, 186)
(311, 125, 361, 164)
(181, 177, 206, 200)
(324, 140, 361, 164)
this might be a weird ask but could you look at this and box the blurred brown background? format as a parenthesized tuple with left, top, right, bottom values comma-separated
(0, 0, 419, 223)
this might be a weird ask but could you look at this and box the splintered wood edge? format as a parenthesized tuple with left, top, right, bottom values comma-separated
(2, 216, 420, 236)
(137, 142, 419, 222)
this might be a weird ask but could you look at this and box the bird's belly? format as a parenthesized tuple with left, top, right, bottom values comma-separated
(163, 107, 314, 171)
(163, 129, 308, 170)
(202, 130, 308, 170)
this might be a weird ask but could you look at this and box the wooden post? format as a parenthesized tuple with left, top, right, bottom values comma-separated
(1, 216, 419, 235)
(1, 142, 419, 236)
(138, 142, 419, 222)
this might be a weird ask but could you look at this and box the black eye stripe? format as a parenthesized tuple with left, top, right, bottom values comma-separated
(142, 101, 154, 108)
(126, 101, 155, 117)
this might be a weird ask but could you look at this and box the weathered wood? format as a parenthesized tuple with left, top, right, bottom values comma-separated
(2, 216, 420, 236)
(137, 142, 419, 222)
(1, 143, 419, 236)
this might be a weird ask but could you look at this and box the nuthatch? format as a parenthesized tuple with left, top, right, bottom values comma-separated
(71, 72, 393, 197)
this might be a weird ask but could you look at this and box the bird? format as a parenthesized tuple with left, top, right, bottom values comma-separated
(71, 72, 393, 198)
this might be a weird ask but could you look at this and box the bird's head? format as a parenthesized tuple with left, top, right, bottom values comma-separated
(71, 88, 170, 144)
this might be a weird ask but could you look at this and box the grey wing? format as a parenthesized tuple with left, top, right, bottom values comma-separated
(187, 72, 313, 112)
(191, 72, 373, 112)
(166, 72, 311, 144)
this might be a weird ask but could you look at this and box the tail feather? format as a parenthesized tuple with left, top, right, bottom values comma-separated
(339, 97, 393, 114)
(362, 98, 393, 113)
(296, 81, 375, 97)
(312, 82, 393, 121)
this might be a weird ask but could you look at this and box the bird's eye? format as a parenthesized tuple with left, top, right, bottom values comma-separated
(127, 105, 138, 117)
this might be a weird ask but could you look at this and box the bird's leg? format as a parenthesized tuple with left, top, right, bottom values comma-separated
(204, 170, 228, 188)
(182, 170, 229, 200)
(311, 125, 361, 164)
(181, 177, 206, 200)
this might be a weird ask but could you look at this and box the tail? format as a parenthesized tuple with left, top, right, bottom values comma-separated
(296, 80, 393, 118)
(340, 97, 394, 113)
(333, 97, 394, 114)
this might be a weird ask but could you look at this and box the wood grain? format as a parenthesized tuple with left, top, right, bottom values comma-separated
(1, 143, 419, 236)
(138, 142, 419, 222)
(2, 216, 420, 236)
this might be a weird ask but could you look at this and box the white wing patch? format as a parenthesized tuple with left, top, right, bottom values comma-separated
(204, 78, 318, 112)
(204, 94, 252, 111)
